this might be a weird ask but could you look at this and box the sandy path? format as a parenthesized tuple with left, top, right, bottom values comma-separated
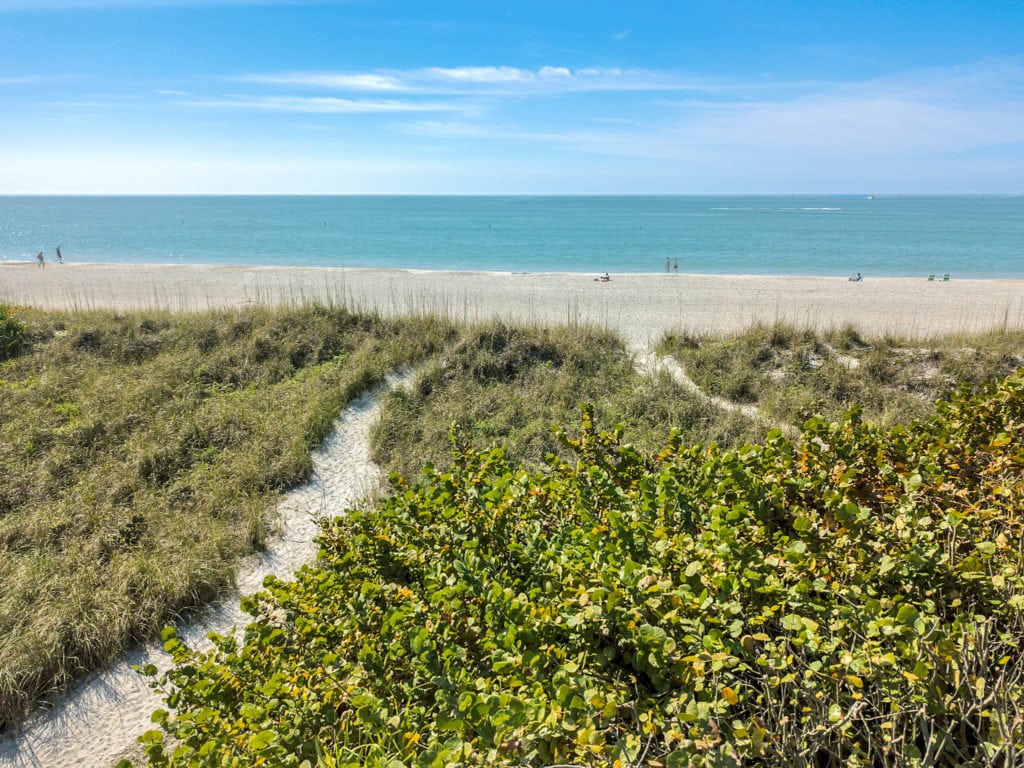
(3, 263, 1024, 346)
(634, 349, 800, 440)
(0, 374, 407, 768)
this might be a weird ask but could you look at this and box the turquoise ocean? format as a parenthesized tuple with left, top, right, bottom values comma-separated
(1, 196, 1021, 278)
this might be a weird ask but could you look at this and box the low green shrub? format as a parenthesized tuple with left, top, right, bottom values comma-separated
(137, 371, 1024, 767)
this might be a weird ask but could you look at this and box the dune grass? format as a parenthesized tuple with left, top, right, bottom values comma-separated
(372, 321, 1024, 484)
(0, 303, 455, 732)
(659, 322, 1024, 428)
(371, 321, 766, 480)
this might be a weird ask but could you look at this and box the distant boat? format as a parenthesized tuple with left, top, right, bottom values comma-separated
(867, 195, 875, 200)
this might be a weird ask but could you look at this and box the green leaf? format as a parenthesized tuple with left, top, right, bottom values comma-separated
(248, 730, 279, 751)
(436, 713, 465, 733)
(138, 730, 164, 746)
(896, 604, 919, 627)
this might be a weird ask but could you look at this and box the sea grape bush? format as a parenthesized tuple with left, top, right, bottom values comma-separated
(136, 372, 1024, 767)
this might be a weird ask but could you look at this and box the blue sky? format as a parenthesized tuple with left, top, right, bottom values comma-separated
(1, 0, 1022, 194)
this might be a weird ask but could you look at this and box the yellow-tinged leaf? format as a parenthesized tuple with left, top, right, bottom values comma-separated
(721, 686, 738, 705)
(845, 674, 863, 688)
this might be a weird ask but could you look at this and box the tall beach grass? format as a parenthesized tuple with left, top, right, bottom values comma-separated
(0, 302, 455, 732)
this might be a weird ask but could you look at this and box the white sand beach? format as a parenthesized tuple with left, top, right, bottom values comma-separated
(3, 263, 1024, 345)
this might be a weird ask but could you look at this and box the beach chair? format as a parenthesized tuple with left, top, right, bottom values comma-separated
(927, 274, 935, 281)
(942, 274, 951, 281)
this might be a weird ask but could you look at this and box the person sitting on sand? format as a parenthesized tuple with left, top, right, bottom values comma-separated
(595, 272, 611, 282)
(848, 272, 863, 281)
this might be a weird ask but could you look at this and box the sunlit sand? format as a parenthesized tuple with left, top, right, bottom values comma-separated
(4, 262, 1023, 345)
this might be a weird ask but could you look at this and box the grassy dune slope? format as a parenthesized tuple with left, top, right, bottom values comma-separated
(372, 322, 765, 480)
(660, 322, 1024, 428)
(0, 304, 453, 731)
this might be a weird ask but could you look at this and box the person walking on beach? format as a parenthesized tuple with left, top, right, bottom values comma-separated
(673, 257, 679, 274)
(56, 245, 63, 263)
(37, 251, 45, 267)
(665, 256, 670, 273)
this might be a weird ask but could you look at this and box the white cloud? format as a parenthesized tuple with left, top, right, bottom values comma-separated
(235, 65, 710, 96)
(0, 74, 81, 86)
(539, 66, 572, 80)
(399, 58, 1024, 192)
(180, 94, 466, 114)
(234, 72, 405, 91)
(421, 66, 532, 84)
(0, 75, 46, 85)
(8, 57, 1023, 193)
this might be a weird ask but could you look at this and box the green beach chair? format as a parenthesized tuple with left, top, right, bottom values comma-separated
(928, 274, 935, 281)
(943, 274, 951, 281)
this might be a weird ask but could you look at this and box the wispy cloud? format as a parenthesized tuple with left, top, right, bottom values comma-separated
(9, 53, 1022, 192)
(0, 74, 81, 86)
(0, 75, 44, 85)
(236, 72, 407, 91)
(403, 58, 1024, 168)
(234, 65, 710, 95)
(180, 94, 468, 114)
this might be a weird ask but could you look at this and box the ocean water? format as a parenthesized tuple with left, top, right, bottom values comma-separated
(0, 195, 1021, 278)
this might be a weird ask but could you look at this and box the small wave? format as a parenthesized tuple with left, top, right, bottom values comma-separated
(714, 207, 843, 213)
(771, 207, 842, 212)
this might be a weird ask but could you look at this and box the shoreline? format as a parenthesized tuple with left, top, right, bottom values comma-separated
(5, 258, 1024, 280)
(4, 262, 1024, 347)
